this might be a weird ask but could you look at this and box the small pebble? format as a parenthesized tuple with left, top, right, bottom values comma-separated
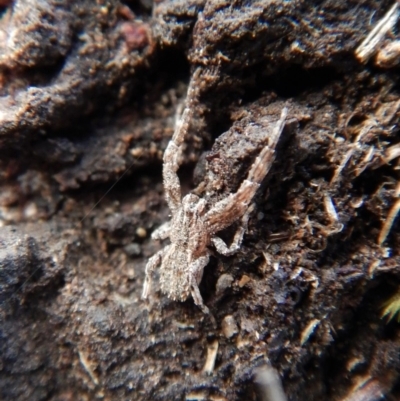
(136, 227, 147, 238)
(0, 188, 19, 207)
(221, 315, 239, 338)
(24, 202, 38, 219)
(126, 267, 135, 279)
(216, 274, 234, 295)
(238, 275, 251, 288)
(124, 243, 141, 257)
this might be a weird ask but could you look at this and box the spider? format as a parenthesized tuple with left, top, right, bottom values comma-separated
(142, 81, 287, 314)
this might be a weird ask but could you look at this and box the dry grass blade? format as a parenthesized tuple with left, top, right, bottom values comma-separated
(355, 2, 400, 62)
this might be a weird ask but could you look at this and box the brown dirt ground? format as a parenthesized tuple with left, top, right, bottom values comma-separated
(0, 1, 400, 400)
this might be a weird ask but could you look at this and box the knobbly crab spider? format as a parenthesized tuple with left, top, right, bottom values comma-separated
(142, 77, 287, 314)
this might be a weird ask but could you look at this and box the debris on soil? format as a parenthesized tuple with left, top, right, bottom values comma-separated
(0, 1, 400, 401)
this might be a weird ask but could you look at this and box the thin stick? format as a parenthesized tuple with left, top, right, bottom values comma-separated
(355, 2, 399, 62)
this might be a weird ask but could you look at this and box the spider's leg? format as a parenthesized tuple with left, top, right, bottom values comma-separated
(163, 107, 191, 213)
(211, 204, 254, 256)
(189, 253, 210, 314)
(246, 107, 287, 185)
(142, 245, 170, 299)
(205, 108, 287, 233)
(151, 221, 171, 240)
(163, 69, 200, 213)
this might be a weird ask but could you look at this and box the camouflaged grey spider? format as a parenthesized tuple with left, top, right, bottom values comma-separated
(142, 86, 287, 314)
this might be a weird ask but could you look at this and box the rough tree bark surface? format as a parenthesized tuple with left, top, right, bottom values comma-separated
(0, 0, 399, 400)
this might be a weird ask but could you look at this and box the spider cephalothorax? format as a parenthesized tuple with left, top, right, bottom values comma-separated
(142, 72, 287, 314)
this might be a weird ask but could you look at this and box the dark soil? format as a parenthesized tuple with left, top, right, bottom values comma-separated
(0, 1, 399, 400)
